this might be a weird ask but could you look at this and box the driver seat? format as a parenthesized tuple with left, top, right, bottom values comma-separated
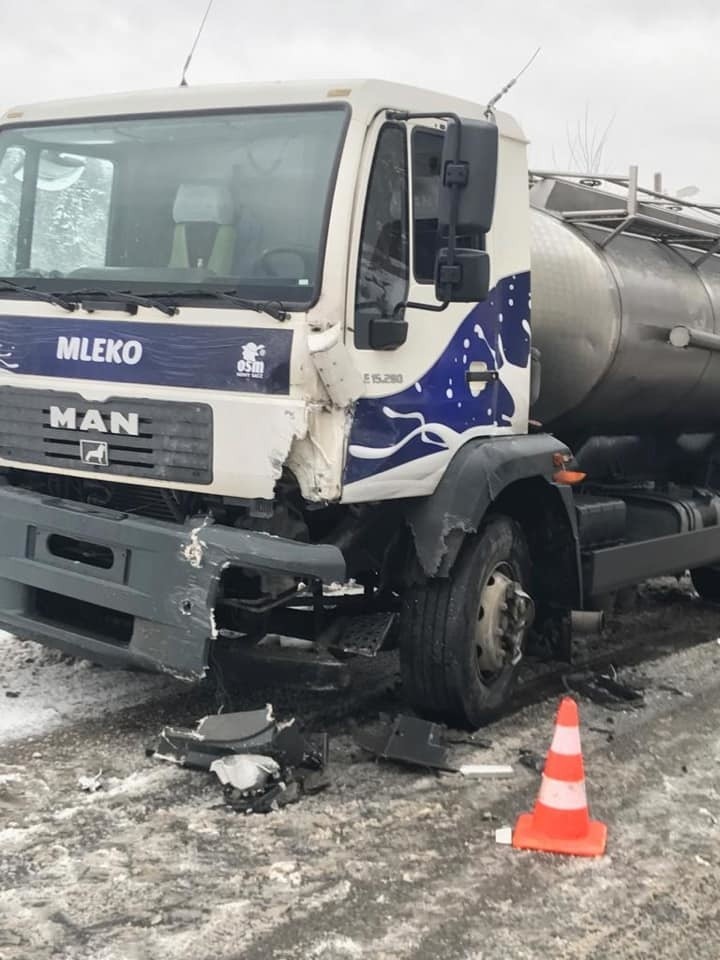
(169, 182, 236, 275)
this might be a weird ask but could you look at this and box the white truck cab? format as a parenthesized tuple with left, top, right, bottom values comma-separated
(0, 80, 530, 504)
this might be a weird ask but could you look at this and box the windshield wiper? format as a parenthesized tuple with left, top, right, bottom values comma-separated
(146, 289, 289, 321)
(0, 279, 77, 312)
(62, 288, 178, 317)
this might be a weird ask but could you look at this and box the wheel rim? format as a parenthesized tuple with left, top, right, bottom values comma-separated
(474, 562, 534, 682)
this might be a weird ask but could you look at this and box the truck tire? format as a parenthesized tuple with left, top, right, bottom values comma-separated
(400, 515, 534, 729)
(690, 565, 720, 602)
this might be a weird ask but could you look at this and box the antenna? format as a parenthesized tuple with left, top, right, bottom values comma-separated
(180, 0, 216, 87)
(484, 46, 541, 118)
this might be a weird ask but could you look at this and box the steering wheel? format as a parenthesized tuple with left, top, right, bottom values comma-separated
(256, 245, 315, 279)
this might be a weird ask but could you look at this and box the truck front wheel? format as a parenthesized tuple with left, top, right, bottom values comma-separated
(400, 515, 534, 728)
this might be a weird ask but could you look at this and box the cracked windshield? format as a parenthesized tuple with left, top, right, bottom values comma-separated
(0, 106, 347, 303)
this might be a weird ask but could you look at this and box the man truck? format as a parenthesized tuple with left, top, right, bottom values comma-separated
(1, 79, 719, 727)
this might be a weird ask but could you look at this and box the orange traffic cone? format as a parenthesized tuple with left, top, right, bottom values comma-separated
(512, 696, 607, 857)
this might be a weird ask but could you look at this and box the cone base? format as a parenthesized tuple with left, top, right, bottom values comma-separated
(512, 812, 607, 857)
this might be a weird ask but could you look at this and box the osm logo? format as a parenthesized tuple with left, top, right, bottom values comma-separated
(236, 342, 266, 380)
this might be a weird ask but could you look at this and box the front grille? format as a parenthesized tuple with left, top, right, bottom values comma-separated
(0, 387, 213, 484)
(9, 469, 202, 521)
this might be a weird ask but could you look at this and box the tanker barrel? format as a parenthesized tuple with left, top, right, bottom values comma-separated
(669, 325, 720, 353)
(530, 194, 720, 434)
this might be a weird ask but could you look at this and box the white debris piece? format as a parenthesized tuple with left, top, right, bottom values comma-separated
(460, 763, 514, 778)
(210, 754, 280, 791)
(495, 826, 513, 845)
(77, 770, 104, 792)
(182, 519, 209, 568)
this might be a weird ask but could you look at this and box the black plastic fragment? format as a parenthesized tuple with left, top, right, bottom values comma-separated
(149, 707, 277, 770)
(223, 779, 302, 815)
(444, 732, 493, 749)
(518, 749, 545, 773)
(219, 731, 330, 815)
(563, 671, 645, 709)
(355, 715, 456, 772)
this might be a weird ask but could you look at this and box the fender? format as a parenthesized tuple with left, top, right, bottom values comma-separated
(404, 433, 580, 580)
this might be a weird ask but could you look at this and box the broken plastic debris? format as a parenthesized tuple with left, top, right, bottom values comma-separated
(444, 733, 493, 749)
(562, 670, 644, 709)
(355, 715, 454, 772)
(495, 826, 513, 845)
(210, 754, 280, 791)
(77, 770, 104, 793)
(518, 749, 545, 773)
(150, 705, 329, 814)
(149, 706, 277, 769)
(459, 764, 514, 778)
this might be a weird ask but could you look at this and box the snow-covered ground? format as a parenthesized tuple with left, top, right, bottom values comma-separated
(0, 630, 179, 744)
(1, 588, 719, 960)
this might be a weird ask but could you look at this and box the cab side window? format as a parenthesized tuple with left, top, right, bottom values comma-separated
(411, 128, 443, 283)
(355, 124, 408, 319)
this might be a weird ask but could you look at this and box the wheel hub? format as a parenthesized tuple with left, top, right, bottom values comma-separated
(475, 566, 535, 674)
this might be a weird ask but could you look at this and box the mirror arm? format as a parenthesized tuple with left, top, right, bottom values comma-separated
(394, 300, 449, 316)
(386, 110, 467, 302)
(386, 109, 462, 127)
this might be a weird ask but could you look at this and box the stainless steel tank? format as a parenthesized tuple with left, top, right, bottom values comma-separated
(530, 177, 720, 437)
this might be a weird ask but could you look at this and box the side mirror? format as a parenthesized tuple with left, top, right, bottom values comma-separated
(437, 117, 498, 236)
(434, 248, 490, 303)
(354, 304, 408, 351)
(435, 117, 498, 303)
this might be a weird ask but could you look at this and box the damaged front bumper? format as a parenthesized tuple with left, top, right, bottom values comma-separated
(0, 482, 345, 678)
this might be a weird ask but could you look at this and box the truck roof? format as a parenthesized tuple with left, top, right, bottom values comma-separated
(1, 78, 526, 142)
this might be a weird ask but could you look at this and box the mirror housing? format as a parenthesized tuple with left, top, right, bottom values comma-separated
(437, 117, 498, 236)
(354, 304, 408, 351)
(435, 116, 498, 304)
(435, 248, 490, 303)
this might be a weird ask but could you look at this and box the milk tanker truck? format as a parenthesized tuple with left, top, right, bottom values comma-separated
(0, 79, 719, 727)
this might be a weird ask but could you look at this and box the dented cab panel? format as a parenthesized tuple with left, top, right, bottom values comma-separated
(0, 309, 348, 502)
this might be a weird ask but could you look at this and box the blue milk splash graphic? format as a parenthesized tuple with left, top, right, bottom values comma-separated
(345, 272, 531, 485)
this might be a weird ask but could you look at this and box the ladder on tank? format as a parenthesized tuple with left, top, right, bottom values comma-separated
(529, 166, 720, 267)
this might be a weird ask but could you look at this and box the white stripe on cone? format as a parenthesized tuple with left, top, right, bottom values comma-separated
(549, 723, 582, 757)
(537, 775, 588, 811)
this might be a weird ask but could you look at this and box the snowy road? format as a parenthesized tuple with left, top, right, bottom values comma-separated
(1, 583, 719, 959)
(0, 632, 181, 744)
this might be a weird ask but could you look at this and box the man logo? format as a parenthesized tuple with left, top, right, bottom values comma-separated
(80, 440, 109, 467)
(49, 406, 139, 436)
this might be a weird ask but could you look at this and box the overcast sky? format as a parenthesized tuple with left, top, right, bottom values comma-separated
(2, 0, 719, 198)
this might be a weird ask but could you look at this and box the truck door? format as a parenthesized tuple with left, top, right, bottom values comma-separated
(343, 116, 529, 503)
